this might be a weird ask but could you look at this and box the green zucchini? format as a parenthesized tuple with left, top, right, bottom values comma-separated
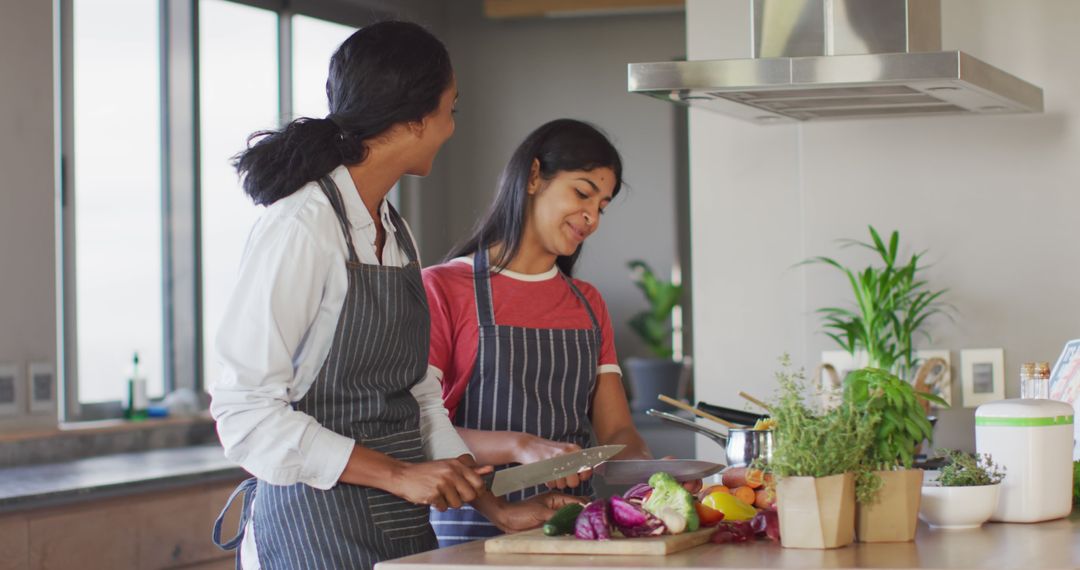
(542, 503, 584, 536)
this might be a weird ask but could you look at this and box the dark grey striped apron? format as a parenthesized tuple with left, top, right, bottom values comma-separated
(429, 249, 600, 547)
(213, 176, 436, 569)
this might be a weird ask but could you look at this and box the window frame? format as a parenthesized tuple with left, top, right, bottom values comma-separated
(58, 0, 388, 422)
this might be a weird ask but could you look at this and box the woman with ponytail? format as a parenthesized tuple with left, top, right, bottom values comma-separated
(423, 119, 655, 547)
(209, 21, 574, 570)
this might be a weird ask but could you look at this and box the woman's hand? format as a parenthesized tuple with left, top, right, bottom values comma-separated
(490, 491, 587, 533)
(387, 458, 494, 512)
(513, 434, 593, 489)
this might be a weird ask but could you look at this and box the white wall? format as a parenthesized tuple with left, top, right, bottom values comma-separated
(431, 0, 687, 365)
(688, 0, 1080, 460)
(0, 1, 56, 430)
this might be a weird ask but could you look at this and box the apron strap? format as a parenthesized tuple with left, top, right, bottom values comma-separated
(471, 248, 497, 328)
(211, 476, 258, 569)
(384, 202, 420, 266)
(316, 175, 361, 264)
(560, 273, 602, 335)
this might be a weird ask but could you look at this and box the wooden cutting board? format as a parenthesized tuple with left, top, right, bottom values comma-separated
(484, 526, 716, 556)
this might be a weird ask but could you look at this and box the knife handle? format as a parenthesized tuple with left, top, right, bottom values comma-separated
(481, 471, 496, 491)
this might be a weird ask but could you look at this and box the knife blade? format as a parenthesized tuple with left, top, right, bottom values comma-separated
(591, 459, 725, 484)
(487, 444, 625, 496)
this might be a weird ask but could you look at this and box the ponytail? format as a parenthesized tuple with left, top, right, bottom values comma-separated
(232, 21, 452, 206)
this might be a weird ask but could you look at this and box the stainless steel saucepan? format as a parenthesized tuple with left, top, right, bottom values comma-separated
(646, 408, 773, 468)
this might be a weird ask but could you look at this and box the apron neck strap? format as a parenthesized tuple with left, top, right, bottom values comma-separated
(472, 247, 496, 328)
(317, 175, 360, 263)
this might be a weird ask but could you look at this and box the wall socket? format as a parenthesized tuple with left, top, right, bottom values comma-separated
(28, 362, 55, 414)
(0, 363, 19, 416)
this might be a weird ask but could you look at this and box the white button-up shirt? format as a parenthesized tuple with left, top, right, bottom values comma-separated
(211, 166, 469, 570)
(211, 165, 470, 490)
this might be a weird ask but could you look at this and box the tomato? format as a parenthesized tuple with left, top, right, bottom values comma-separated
(701, 491, 757, 521)
(694, 501, 725, 526)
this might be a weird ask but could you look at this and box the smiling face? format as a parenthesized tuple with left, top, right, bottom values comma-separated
(526, 162, 616, 257)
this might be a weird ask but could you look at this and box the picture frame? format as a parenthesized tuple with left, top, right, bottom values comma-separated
(914, 349, 952, 407)
(960, 348, 1005, 408)
(1048, 338, 1080, 460)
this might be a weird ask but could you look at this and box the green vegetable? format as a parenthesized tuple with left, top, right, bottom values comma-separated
(543, 503, 584, 536)
(844, 367, 948, 470)
(643, 472, 699, 533)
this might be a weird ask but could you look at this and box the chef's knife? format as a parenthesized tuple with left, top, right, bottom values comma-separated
(485, 444, 625, 496)
(591, 459, 724, 485)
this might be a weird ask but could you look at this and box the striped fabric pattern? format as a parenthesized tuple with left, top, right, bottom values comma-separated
(215, 176, 437, 570)
(430, 250, 601, 547)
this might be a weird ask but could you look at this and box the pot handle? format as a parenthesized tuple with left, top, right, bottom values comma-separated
(645, 409, 728, 447)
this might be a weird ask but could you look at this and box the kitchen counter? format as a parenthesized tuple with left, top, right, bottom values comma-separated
(0, 444, 245, 513)
(376, 512, 1080, 570)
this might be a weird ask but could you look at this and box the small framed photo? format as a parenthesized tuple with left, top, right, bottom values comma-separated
(914, 349, 952, 407)
(960, 348, 1005, 408)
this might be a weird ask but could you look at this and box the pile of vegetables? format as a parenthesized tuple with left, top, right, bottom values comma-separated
(542, 469, 780, 545)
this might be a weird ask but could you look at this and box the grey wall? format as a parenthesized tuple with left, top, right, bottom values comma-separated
(427, 0, 687, 367)
(0, 1, 56, 431)
(687, 0, 1080, 460)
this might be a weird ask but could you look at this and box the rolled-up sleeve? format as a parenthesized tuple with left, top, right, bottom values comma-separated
(210, 219, 354, 490)
(411, 366, 471, 461)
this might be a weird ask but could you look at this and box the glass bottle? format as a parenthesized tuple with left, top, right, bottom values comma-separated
(1020, 361, 1050, 399)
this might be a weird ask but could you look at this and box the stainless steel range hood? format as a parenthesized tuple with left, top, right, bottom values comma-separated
(628, 0, 1044, 123)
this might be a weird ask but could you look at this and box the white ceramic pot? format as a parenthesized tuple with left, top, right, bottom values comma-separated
(919, 484, 1001, 529)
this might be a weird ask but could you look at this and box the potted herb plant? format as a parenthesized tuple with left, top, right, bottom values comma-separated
(625, 260, 683, 411)
(768, 356, 879, 549)
(844, 368, 949, 542)
(919, 449, 1005, 529)
(803, 226, 950, 381)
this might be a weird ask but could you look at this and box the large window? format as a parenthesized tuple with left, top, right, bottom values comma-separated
(291, 15, 356, 120)
(71, 0, 164, 404)
(62, 0, 374, 419)
(199, 0, 278, 389)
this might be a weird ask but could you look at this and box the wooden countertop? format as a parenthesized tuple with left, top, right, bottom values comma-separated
(376, 512, 1080, 570)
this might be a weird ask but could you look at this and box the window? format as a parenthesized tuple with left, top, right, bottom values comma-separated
(291, 15, 356, 120)
(70, 0, 164, 404)
(61, 0, 378, 420)
(199, 0, 278, 389)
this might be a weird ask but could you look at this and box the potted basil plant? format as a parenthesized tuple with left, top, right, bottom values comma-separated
(844, 368, 949, 542)
(624, 260, 683, 411)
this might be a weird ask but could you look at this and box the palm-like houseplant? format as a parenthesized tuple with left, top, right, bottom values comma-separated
(804, 226, 950, 381)
(624, 260, 683, 411)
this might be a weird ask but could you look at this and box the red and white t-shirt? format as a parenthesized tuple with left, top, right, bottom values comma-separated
(423, 257, 622, 419)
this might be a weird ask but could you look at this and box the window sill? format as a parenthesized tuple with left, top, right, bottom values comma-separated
(0, 413, 219, 469)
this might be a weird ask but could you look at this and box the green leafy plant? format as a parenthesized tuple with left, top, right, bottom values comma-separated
(935, 449, 1006, 487)
(844, 368, 949, 470)
(627, 260, 682, 358)
(803, 226, 950, 379)
(1072, 461, 1080, 504)
(767, 355, 881, 503)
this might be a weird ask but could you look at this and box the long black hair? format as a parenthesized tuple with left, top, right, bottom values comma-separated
(446, 119, 623, 277)
(234, 21, 453, 206)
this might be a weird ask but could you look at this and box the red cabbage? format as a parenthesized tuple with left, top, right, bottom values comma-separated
(710, 520, 756, 544)
(750, 509, 780, 541)
(609, 495, 666, 537)
(623, 483, 652, 501)
(574, 500, 612, 540)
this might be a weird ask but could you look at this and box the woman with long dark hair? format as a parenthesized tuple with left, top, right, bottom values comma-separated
(424, 119, 655, 546)
(209, 22, 571, 570)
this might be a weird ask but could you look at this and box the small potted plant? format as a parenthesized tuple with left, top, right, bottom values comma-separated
(624, 260, 683, 411)
(768, 356, 879, 549)
(844, 368, 949, 542)
(919, 449, 1005, 529)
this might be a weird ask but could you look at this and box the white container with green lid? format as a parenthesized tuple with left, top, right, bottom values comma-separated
(975, 398, 1074, 522)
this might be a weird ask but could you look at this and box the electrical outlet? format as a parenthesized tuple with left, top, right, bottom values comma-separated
(0, 364, 19, 416)
(28, 362, 55, 414)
